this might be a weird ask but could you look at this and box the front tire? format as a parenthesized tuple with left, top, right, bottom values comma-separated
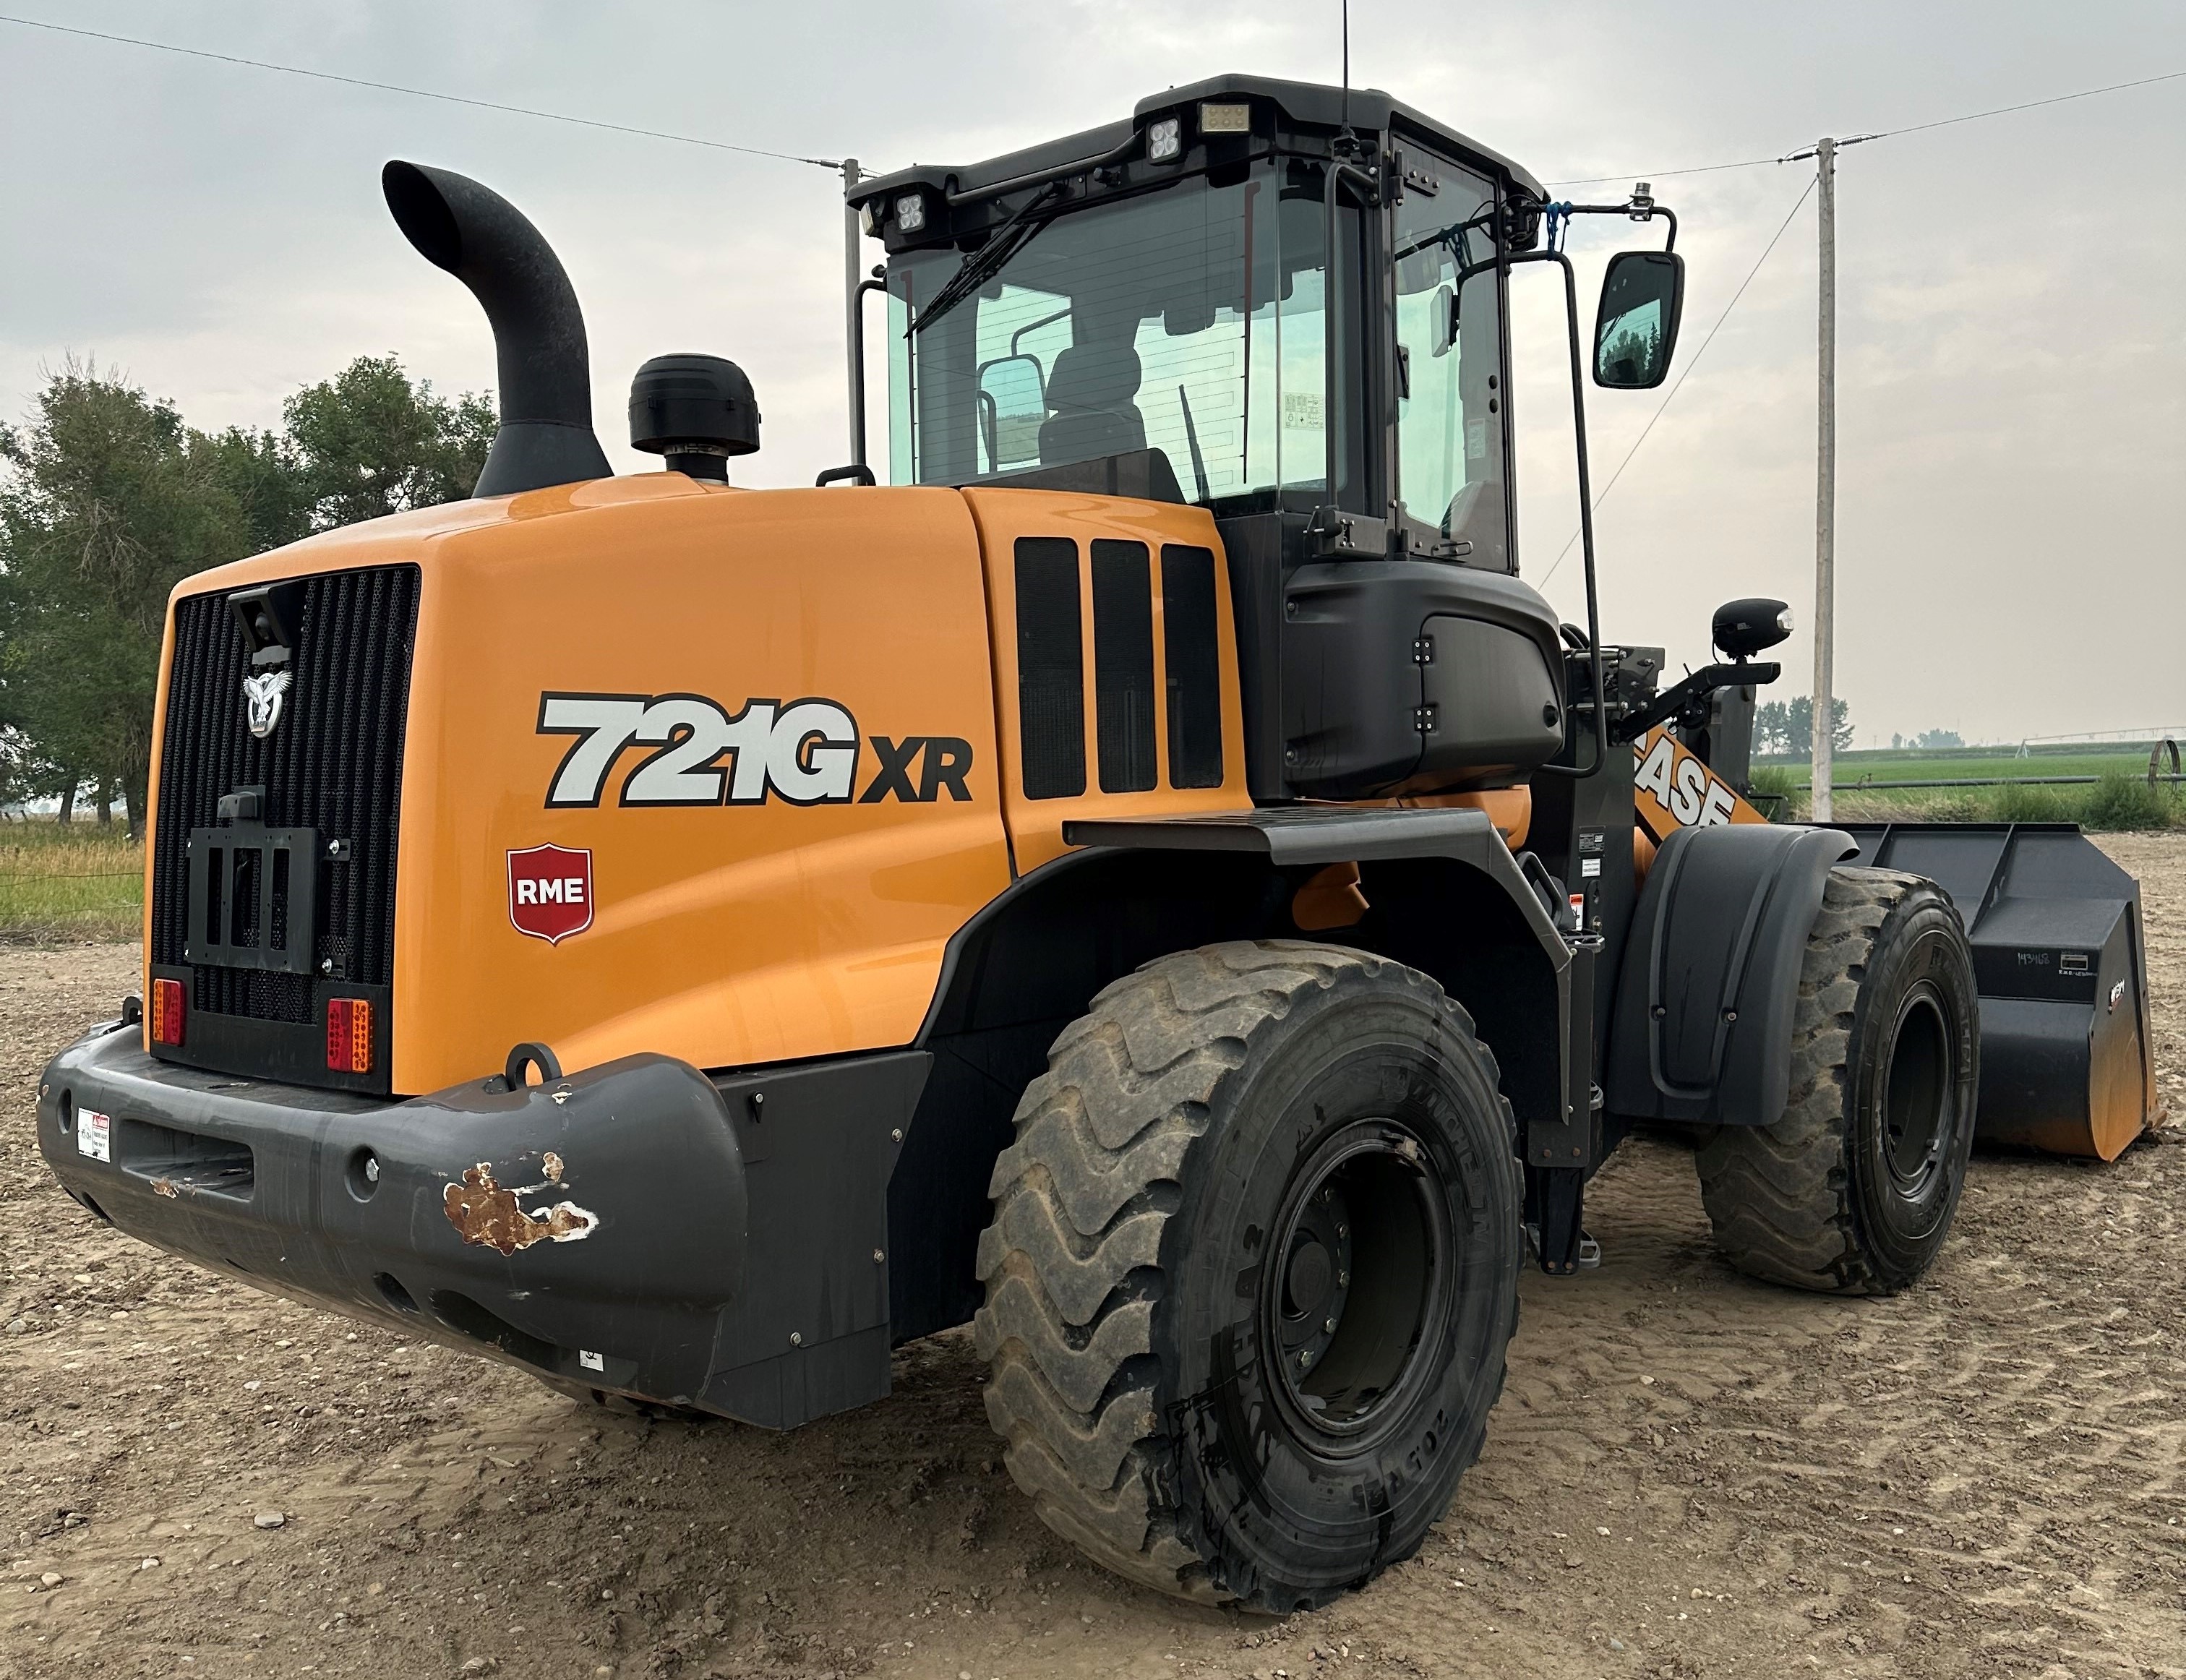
(1695, 867, 1979, 1294)
(973, 941, 1522, 1611)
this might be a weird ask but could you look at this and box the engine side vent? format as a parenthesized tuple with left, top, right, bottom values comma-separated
(1090, 539, 1157, 794)
(1014, 537, 1086, 800)
(1160, 543, 1224, 789)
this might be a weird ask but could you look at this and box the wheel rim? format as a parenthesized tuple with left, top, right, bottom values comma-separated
(1881, 985, 1955, 1198)
(1261, 1119, 1452, 1452)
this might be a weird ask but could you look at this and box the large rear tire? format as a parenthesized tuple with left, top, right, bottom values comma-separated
(973, 941, 1522, 1611)
(1695, 867, 1979, 1295)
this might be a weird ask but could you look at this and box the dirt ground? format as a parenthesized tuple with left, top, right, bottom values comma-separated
(3, 834, 2182, 1680)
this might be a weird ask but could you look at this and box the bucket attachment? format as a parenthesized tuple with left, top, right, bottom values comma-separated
(1832, 823, 2158, 1160)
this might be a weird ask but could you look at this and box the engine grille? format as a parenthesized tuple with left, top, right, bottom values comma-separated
(150, 565, 421, 1029)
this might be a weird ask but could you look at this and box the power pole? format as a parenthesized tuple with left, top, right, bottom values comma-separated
(1809, 136, 1837, 820)
(842, 158, 866, 467)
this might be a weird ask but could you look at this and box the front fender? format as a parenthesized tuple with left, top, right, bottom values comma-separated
(1605, 822, 1856, 1126)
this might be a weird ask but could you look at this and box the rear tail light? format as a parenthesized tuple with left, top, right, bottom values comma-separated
(326, 998, 374, 1074)
(150, 978, 185, 1047)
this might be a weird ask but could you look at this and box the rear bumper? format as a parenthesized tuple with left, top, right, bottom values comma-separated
(37, 1025, 926, 1428)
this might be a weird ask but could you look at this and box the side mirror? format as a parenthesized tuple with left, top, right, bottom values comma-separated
(975, 353, 1047, 471)
(1593, 250, 1685, 389)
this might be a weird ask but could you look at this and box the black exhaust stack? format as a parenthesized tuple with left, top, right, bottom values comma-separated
(381, 160, 611, 497)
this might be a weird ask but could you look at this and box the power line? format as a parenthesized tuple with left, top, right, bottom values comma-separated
(1539, 173, 1819, 588)
(1545, 65, 2186, 187)
(0, 11, 846, 171)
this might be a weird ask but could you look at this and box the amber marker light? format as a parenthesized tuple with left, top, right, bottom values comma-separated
(150, 977, 185, 1047)
(326, 998, 373, 1074)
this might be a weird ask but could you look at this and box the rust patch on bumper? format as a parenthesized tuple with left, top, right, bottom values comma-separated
(442, 1162, 599, 1256)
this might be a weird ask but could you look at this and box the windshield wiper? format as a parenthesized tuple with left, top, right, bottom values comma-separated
(909, 180, 1067, 338)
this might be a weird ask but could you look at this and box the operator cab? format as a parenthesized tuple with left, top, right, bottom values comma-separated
(849, 75, 1677, 805)
(857, 74, 1523, 571)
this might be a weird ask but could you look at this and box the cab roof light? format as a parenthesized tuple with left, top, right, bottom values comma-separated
(893, 192, 927, 233)
(1147, 115, 1183, 163)
(1198, 101, 1251, 134)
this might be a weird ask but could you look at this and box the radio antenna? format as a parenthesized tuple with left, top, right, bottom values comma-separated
(1340, 0, 1350, 127)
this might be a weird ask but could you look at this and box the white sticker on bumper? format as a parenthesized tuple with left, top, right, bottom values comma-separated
(77, 1109, 111, 1163)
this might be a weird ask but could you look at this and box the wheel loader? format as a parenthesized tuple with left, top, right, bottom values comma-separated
(38, 74, 2159, 1611)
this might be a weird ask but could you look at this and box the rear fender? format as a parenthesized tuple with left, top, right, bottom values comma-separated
(1606, 823, 1856, 1126)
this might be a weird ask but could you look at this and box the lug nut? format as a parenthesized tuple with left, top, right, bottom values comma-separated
(1298, 1350, 1313, 1368)
(1323, 1318, 1337, 1334)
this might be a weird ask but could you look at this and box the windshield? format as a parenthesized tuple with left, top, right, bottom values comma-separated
(888, 160, 1355, 510)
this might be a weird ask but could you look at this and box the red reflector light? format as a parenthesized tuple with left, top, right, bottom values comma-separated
(326, 998, 374, 1074)
(150, 977, 185, 1047)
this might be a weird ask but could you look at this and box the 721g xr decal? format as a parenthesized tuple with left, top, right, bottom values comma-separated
(538, 691, 972, 808)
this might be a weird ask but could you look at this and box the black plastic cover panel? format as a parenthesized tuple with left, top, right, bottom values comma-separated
(1160, 544, 1225, 788)
(1091, 540, 1157, 792)
(1606, 823, 1856, 1126)
(1014, 537, 1086, 799)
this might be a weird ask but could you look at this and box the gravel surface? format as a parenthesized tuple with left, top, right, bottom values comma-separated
(2, 833, 2181, 1679)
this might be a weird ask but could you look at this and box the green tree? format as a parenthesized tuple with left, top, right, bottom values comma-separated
(0, 365, 257, 836)
(0, 355, 494, 837)
(283, 355, 494, 528)
(1752, 695, 1851, 760)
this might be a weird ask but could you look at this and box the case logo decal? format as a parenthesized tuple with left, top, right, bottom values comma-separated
(536, 692, 972, 809)
(1632, 724, 1769, 840)
(508, 844, 594, 944)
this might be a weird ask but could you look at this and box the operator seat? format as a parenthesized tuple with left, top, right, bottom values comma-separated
(1040, 342, 1146, 464)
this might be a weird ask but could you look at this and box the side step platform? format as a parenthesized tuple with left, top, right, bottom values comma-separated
(1829, 822, 2159, 1160)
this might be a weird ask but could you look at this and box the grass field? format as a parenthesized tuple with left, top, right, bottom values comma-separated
(1752, 741, 2183, 828)
(0, 820, 144, 940)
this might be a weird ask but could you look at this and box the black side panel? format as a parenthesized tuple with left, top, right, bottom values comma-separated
(708, 1053, 927, 1426)
(1606, 823, 1856, 1126)
(1214, 511, 1298, 800)
(1090, 539, 1157, 792)
(1013, 537, 1086, 799)
(1160, 544, 1225, 788)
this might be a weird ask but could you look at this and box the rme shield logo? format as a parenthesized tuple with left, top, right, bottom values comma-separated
(538, 692, 973, 809)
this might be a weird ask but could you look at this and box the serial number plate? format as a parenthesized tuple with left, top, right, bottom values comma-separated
(77, 1109, 112, 1162)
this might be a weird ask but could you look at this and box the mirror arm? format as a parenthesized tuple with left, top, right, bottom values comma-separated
(1616, 660, 1781, 744)
(1502, 249, 1608, 782)
(1543, 200, 1678, 254)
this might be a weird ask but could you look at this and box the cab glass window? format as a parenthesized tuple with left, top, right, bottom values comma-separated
(887, 160, 1361, 513)
(1392, 158, 1508, 568)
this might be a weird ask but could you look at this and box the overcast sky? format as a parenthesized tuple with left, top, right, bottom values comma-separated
(3, 1, 2180, 746)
